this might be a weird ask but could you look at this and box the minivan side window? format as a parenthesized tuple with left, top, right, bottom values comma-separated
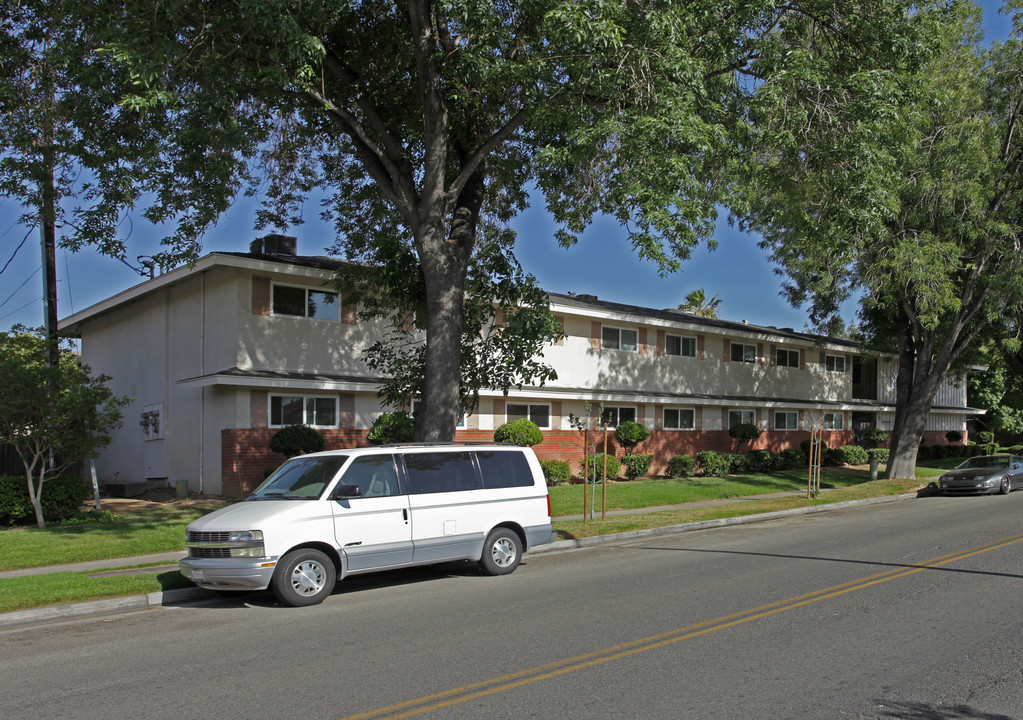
(476, 451, 534, 489)
(403, 452, 479, 494)
(339, 455, 400, 497)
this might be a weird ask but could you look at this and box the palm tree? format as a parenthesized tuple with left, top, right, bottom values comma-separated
(679, 289, 721, 318)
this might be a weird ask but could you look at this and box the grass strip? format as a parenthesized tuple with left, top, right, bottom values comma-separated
(0, 569, 193, 614)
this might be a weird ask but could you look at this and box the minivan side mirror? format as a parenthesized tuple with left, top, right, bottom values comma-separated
(332, 484, 363, 499)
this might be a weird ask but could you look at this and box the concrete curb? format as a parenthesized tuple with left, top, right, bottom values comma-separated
(0, 492, 917, 631)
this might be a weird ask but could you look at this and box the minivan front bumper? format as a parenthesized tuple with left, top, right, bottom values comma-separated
(179, 556, 278, 590)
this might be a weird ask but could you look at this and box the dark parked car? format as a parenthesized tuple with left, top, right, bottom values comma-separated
(937, 455, 1023, 495)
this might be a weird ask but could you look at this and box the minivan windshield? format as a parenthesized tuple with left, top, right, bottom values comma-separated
(249, 456, 348, 500)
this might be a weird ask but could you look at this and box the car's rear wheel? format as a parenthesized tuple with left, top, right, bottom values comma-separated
(479, 527, 522, 576)
(999, 476, 1011, 495)
(271, 548, 336, 606)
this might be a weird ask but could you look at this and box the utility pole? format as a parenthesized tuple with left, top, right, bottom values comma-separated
(39, 39, 59, 368)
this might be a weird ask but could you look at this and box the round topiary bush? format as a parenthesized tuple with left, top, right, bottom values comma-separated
(864, 428, 889, 449)
(494, 417, 544, 447)
(666, 454, 697, 478)
(538, 459, 571, 486)
(976, 430, 995, 446)
(728, 422, 761, 445)
(270, 424, 326, 457)
(620, 453, 652, 480)
(614, 421, 650, 454)
(944, 430, 963, 444)
(367, 411, 415, 445)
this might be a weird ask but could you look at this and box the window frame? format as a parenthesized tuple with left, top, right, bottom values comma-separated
(602, 325, 639, 353)
(776, 348, 800, 368)
(602, 406, 637, 428)
(774, 411, 799, 431)
(506, 402, 551, 430)
(665, 333, 697, 358)
(823, 412, 845, 430)
(824, 354, 847, 373)
(271, 282, 340, 321)
(730, 342, 757, 364)
(269, 393, 340, 428)
(728, 409, 755, 429)
(663, 407, 696, 431)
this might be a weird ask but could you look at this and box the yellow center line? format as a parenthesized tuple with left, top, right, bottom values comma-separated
(341, 532, 1023, 720)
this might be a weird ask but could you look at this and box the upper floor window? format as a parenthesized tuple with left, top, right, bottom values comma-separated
(272, 283, 338, 321)
(663, 407, 695, 430)
(774, 411, 798, 430)
(507, 403, 550, 430)
(825, 354, 847, 373)
(602, 326, 638, 352)
(666, 334, 697, 357)
(731, 342, 757, 364)
(270, 394, 338, 428)
(776, 349, 800, 368)
(823, 412, 844, 430)
(602, 406, 637, 427)
(728, 409, 755, 429)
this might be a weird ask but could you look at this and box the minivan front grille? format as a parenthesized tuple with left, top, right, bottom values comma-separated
(187, 531, 231, 543)
(189, 547, 232, 559)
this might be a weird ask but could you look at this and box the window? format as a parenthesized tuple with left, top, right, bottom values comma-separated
(823, 412, 844, 430)
(476, 451, 534, 489)
(403, 452, 479, 494)
(728, 410, 755, 429)
(272, 284, 339, 321)
(339, 455, 400, 497)
(666, 334, 697, 357)
(776, 349, 800, 368)
(602, 406, 637, 427)
(774, 412, 798, 430)
(825, 354, 847, 373)
(663, 408, 695, 430)
(270, 395, 338, 427)
(602, 326, 638, 352)
(507, 403, 550, 429)
(730, 342, 757, 364)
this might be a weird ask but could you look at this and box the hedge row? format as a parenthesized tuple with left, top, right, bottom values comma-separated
(0, 475, 92, 526)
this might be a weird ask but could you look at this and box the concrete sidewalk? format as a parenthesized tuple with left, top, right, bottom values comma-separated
(0, 488, 911, 631)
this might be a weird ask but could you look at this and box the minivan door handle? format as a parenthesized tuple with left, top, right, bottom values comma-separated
(403, 508, 409, 523)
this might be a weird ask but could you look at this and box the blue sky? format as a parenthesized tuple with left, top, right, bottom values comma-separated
(0, 1, 1013, 333)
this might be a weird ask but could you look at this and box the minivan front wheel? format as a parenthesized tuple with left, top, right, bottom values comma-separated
(272, 548, 336, 606)
(480, 528, 522, 576)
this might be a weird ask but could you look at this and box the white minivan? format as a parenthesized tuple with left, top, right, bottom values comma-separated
(179, 443, 555, 606)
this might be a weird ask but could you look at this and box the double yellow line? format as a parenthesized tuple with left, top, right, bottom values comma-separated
(342, 532, 1023, 720)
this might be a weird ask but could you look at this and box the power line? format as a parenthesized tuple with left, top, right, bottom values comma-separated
(0, 225, 33, 277)
(0, 266, 41, 312)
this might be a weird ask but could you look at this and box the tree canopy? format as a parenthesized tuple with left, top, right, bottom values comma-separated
(736, 1, 1023, 477)
(92, 0, 923, 441)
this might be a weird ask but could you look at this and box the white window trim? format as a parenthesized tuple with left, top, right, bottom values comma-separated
(731, 342, 757, 364)
(602, 325, 639, 353)
(505, 402, 551, 430)
(666, 333, 697, 358)
(728, 409, 755, 428)
(823, 412, 845, 430)
(774, 411, 798, 431)
(602, 405, 638, 428)
(271, 281, 340, 321)
(268, 393, 340, 428)
(824, 354, 847, 373)
(663, 407, 696, 431)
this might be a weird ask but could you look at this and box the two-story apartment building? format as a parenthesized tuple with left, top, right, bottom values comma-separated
(61, 244, 977, 498)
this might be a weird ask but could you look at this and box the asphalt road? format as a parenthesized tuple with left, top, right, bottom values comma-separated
(3, 492, 1023, 720)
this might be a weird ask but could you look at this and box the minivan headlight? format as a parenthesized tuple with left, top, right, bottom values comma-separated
(228, 530, 263, 543)
(228, 530, 265, 558)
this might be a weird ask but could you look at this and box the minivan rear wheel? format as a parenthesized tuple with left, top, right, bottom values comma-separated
(271, 548, 336, 606)
(480, 528, 522, 576)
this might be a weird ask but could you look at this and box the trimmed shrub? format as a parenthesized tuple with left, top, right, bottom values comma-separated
(780, 448, 807, 469)
(0, 475, 92, 525)
(833, 444, 869, 466)
(916, 444, 933, 461)
(696, 450, 731, 477)
(976, 430, 995, 446)
(578, 453, 621, 481)
(823, 448, 844, 466)
(867, 448, 889, 464)
(930, 444, 947, 460)
(538, 459, 571, 486)
(494, 418, 543, 447)
(270, 424, 325, 457)
(727, 453, 749, 473)
(864, 428, 889, 449)
(614, 421, 650, 454)
(944, 430, 963, 444)
(980, 443, 999, 456)
(747, 449, 782, 472)
(666, 454, 697, 478)
(620, 453, 652, 480)
(367, 412, 415, 445)
(728, 422, 761, 445)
